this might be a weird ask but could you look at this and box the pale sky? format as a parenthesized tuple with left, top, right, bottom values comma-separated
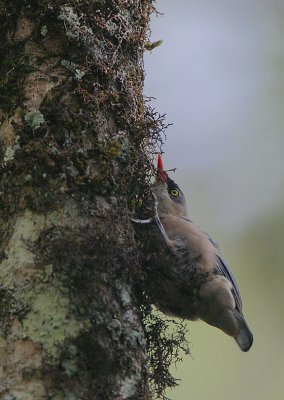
(144, 2, 284, 400)
(145, 0, 284, 235)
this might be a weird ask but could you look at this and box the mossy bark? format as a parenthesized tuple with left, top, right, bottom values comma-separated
(0, 1, 153, 399)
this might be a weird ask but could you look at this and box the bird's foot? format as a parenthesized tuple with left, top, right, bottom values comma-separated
(131, 192, 176, 254)
(131, 217, 154, 224)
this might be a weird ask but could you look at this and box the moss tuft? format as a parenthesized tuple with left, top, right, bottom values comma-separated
(141, 307, 190, 399)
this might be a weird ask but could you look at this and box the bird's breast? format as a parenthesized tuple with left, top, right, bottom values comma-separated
(144, 216, 217, 319)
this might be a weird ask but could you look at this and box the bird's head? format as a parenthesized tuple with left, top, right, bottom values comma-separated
(152, 154, 188, 218)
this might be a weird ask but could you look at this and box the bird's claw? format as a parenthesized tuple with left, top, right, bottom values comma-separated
(131, 217, 154, 224)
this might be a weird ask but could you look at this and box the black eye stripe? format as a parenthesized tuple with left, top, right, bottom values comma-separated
(167, 177, 181, 195)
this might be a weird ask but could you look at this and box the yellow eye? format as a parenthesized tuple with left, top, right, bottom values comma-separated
(170, 189, 180, 197)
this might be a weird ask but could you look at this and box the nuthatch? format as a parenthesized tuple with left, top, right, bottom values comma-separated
(134, 154, 253, 352)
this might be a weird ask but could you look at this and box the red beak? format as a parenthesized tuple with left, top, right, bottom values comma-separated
(157, 154, 167, 183)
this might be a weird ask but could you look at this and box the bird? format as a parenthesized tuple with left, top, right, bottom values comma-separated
(133, 154, 253, 352)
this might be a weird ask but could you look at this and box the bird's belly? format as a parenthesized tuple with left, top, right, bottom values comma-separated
(145, 235, 209, 320)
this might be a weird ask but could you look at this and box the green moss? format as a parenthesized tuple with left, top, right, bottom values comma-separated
(145, 39, 163, 51)
(97, 138, 122, 159)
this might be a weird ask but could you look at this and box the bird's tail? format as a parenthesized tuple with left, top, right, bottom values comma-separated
(234, 311, 253, 352)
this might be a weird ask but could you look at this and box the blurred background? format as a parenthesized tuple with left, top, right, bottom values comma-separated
(144, 1, 284, 399)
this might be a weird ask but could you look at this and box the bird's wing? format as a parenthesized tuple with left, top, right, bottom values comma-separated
(180, 217, 243, 312)
(216, 254, 243, 312)
(180, 216, 193, 223)
(207, 236, 243, 313)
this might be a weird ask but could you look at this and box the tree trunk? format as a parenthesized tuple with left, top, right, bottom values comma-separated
(0, 1, 155, 398)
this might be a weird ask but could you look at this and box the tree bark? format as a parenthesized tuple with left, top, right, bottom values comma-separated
(0, 1, 154, 398)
